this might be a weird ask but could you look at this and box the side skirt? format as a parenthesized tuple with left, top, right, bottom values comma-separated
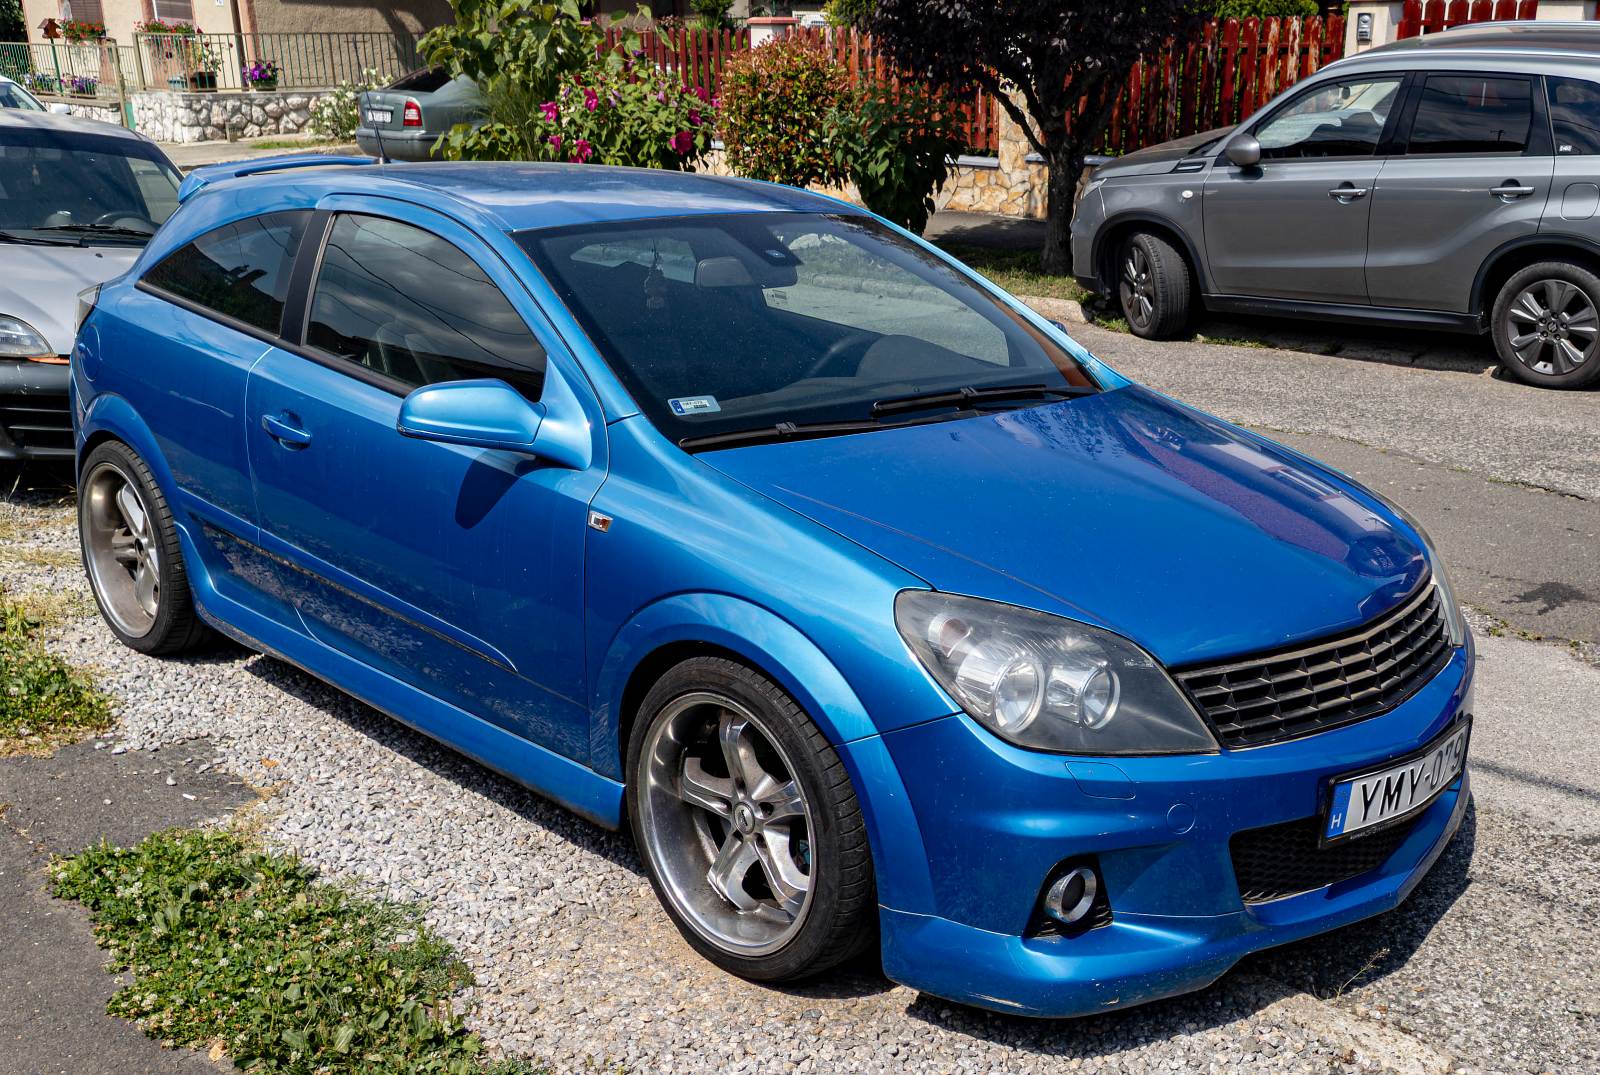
(1202, 294, 1486, 334)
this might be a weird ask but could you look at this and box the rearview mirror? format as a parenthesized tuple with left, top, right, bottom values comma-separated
(1225, 133, 1262, 169)
(397, 379, 545, 454)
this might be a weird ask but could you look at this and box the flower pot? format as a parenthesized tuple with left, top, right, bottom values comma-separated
(188, 71, 217, 92)
(167, 76, 186, 90)
(250, 79, 278, 92)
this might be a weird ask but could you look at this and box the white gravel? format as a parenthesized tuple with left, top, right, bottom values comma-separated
(4, 486, 1596, 1075)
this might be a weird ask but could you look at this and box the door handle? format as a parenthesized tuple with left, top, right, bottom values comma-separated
(261, 412, 312, 449)
(1490, 182, 1535, 198)
(1328, 185, 1369, 200)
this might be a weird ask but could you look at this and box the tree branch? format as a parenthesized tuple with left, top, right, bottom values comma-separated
(972, 68, 1049, 158)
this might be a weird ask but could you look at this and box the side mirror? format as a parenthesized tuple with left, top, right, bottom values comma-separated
(48, 103, 71, 115)
(1225, 133, 1261, 169)
(397, 379, 545, 454)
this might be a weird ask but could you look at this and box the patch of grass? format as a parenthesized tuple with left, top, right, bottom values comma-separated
(52, 828, 546, 1074)
(11, 587, 95, 631)
(935, 243, 1090, 303)
(0, 545, 81, 568)
(248, 137, 349, 150)
(0, 591, 111, 754)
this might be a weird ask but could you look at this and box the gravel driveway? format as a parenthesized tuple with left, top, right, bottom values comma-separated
(3, 337, 1597, 1073)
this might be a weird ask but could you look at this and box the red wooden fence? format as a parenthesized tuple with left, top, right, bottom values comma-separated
(1101, 15, 1346, 155)
(602, 26, 750, 99)
(1397, 0, 1540, 38)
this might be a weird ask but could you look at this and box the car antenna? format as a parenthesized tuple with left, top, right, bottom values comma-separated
(373, 120, 393, 165)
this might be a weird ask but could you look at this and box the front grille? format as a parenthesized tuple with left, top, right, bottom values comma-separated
(0, 391, 73, 456)
(1231, 815, 1415, 904)
(1175, 583, 1450, 749)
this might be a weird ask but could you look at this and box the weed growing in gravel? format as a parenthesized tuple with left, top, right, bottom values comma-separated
(51, 828, 548, 1075)
(0, 590, 111, 754)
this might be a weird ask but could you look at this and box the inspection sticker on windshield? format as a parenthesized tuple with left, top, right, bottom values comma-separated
(1323, 720, 1469, 844)
(669, 395, 720, 416)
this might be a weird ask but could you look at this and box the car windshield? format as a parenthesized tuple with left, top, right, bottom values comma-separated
(0, 126, 180, 244)
(0, 81, 44, 110)
(518, 212, 1098, 447)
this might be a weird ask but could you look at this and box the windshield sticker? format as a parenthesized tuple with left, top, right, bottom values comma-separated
(669, 395, 721, 417)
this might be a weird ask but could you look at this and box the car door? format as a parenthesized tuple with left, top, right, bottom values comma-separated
(1366, 72, 1555, 312)
(244, 203, 605, 761)
(1203, 73, 1406, 304)
(115, 208, 312, 623)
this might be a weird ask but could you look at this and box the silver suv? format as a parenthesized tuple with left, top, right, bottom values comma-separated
(1071, 21, 1600, 389)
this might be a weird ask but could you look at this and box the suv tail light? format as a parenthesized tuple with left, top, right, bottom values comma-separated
(402, 100, 422, 127)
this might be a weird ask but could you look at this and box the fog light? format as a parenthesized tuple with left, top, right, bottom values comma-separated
(1044, 865, 1099, 926)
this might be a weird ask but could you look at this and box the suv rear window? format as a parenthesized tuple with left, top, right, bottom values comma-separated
(1405, 75, 1533, 156)
(1549, 76, 1600, 155)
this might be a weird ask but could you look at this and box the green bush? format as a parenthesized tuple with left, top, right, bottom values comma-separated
(823, 0, 874, 28)
(828, 83, 966, 234)
(718, 34, 851, 188)
(1211, 0, 1320, 18)
(308, 68, 391, 141)
(688, 0, 734, 30)
(0, 0, 25, 42)
(425, 1, 711, 168)
(1, 592, 110, 753)
(52, 829, 541, 1074)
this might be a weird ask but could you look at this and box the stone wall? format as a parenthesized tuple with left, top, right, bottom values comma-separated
(127, 90, 330, 144)
(62, 101, 127, 126)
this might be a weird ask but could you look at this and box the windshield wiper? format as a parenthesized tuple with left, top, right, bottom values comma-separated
(680, 418, 894, 451)
(0, 228, 81, 246)
(871, 382, 1095, 417)
(34, 223, 154, 240)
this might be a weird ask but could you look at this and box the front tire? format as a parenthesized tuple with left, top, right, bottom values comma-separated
(626, 657, 876, 982)
(78, 440, 212, 655)
(1491, 261, 1600, 389)
(1117, 231, 1192, 339)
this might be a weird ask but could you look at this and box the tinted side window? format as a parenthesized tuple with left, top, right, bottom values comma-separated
(1405, 75, 1533, 155)
(1549, 76, 1600, 156)
(143, 211, 309, 334)
(306, 215, 546, 397)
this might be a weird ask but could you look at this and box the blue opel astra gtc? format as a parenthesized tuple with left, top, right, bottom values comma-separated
(70, 157, 1474, 1018)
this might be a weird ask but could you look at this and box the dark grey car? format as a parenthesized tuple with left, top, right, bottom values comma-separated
(355, 68, 482, 163)
(1071, 21, 1600, 389)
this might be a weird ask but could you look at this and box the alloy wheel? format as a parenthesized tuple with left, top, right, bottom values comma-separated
(638, 691, 815, 957)
(82, 461, 160, 636)
(1120, 244, 1156, 331)
(1505, 278, 1599, 376)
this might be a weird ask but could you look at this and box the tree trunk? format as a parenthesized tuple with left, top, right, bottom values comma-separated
(1040, 143, 1082, 276)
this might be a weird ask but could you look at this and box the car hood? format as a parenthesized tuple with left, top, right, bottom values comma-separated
(1094, 126, 1234, 179)
(0, 245, 141, 355)
(701, 386, 1427, 667)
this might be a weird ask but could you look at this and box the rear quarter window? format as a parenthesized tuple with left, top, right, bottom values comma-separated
(1549, 76, 1600, 156)
(142, 211, 310, 335)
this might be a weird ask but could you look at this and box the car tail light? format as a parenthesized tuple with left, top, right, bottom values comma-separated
(403, 100, 422, 127)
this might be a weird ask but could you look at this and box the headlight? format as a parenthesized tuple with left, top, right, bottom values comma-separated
(895, 591, 1217, 755)
(1366, 491, 1468, 647)
(76, 284, 100, 333)
(0, 315, 53, 360)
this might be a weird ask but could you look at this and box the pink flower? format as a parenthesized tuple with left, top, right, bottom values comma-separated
(688, 108, 702, 127)
(656, 90, 667, 104)
(584, 87, 599, 111)
(570, 138, 593, 163)
(548, 133, 563, 152)
(693, 85, 709, 102)
(540, 100, 559, 121)
(670, 130, 693, 155)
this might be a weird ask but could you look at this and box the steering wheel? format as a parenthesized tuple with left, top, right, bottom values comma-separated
(802, 330, 877, 380)
(92, 211, 155, 231)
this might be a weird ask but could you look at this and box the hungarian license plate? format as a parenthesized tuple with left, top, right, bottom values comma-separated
(365, 108, 392, 125)
(1323, 719, 1470, 843)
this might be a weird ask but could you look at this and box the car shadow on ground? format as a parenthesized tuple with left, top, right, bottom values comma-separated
(901, 803, 1477, 1057)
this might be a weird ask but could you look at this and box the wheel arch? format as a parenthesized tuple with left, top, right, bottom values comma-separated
(592, 592, 937, 916)
(1091, 212, 1207, 297)
(1472, 235, 1600, 319)
(77, 392, 179, 496)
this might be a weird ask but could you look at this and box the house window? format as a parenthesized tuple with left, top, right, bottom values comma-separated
(59, 0, 105, 23)
(152, 0, 196, 24)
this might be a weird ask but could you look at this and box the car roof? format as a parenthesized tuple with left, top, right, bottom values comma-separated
(192, 160, 862, 233)
(0, 108, 150, 141)
(1356, 20, 1600, 64)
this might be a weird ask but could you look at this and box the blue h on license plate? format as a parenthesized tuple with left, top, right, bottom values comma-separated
(1324, 719, 1470, 843)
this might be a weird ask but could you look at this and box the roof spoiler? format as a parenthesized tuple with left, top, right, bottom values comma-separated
(177, 154, 378, 204)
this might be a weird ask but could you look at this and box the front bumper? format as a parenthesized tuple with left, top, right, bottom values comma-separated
(0, 360, 72, 460)
(870, 644, 1473, 1018)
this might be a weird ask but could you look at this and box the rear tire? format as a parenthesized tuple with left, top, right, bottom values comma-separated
(78, 440, 212, 656)
(626, 657, 876, 983)
(1491, 261, 1600, 389)
(1117, 231, 1192, 339)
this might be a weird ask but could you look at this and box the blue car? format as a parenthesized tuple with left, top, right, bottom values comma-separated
(71, 157, 1473, 1018)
